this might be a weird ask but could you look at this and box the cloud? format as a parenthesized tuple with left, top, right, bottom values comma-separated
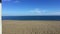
(29, 8, 60, 16)
(3, 0, 11, 2)
(29, 8, 47, 15)
(3, 0, 20, 3)
(29, 8, 42, 15)
(46, 11, 60, 15)
(2, 7, 60, 16)
(14, 0, 20, 3)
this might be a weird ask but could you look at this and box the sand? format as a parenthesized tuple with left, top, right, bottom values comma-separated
(2, 20, 60, 34)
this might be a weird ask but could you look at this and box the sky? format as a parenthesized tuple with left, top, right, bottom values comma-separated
(2, 0, 60, 16)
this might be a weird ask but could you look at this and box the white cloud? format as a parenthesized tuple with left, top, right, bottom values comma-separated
(3, 0, 11, 2)
(14, 0, 20, 3)
(46, 11, 60, 15)
(2, 7, 60, 16)
(3, 0, 20, 3)
(29, 8, 42, 15)
(29, 8, 47, 15)
(29, 8, 60, 16)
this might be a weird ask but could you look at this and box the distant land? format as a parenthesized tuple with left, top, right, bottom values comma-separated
(2, 16, 60, 20)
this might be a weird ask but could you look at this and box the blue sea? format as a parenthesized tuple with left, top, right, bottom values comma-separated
(2, 16, 60, 20)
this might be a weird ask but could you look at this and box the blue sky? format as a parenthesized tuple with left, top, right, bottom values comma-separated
(2, 0, 60, 16)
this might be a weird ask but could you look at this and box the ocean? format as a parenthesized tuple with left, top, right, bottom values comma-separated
(2, 16, 60, 20)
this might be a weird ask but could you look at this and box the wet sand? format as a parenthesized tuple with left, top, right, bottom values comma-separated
(2, 20, 60, 34)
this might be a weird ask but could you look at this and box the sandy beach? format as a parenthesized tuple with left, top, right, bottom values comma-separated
(2, 20, 60, 34)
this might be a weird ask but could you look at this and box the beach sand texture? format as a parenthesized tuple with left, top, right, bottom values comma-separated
(2, 20, 60, 34)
